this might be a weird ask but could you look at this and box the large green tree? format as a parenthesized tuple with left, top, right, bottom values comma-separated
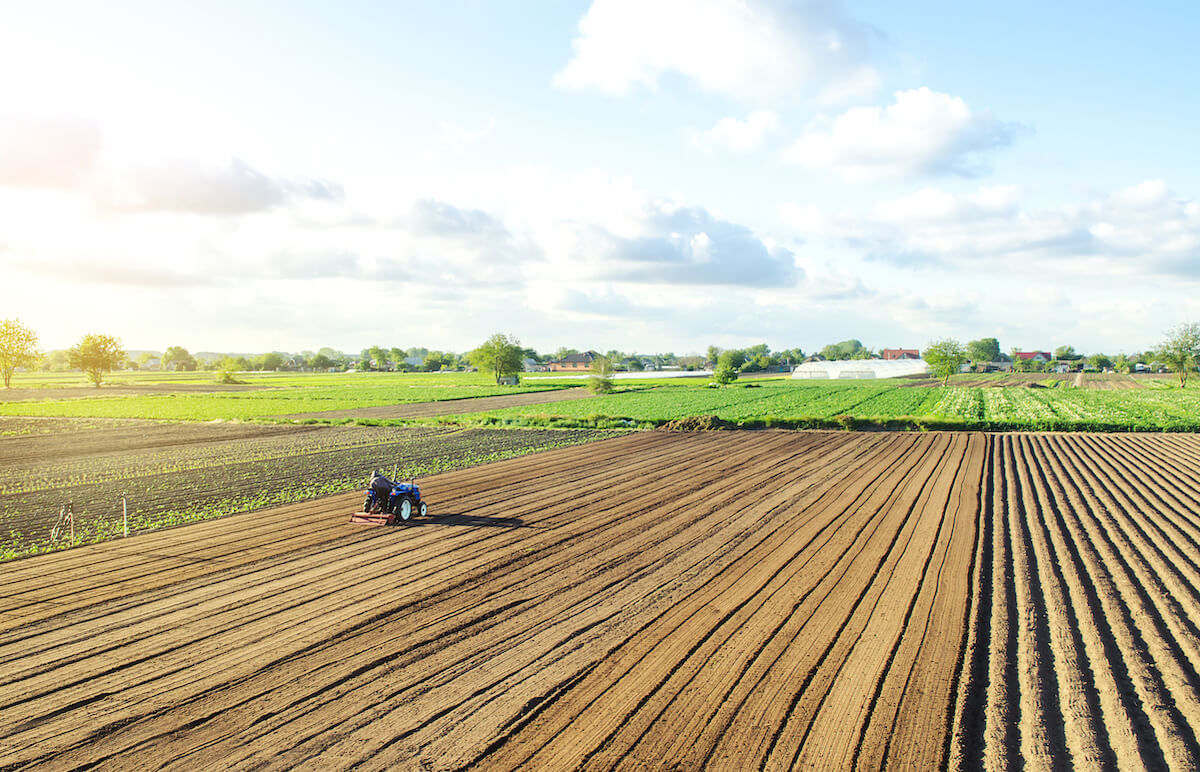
(259, 352, 285, 371)
(924, 339, 968, 387)
(423, 351, 451, 371)
(775, 347, 805, 367)
(966, 337, 1000, 364)
(68, 333, 125, 387)
(469, 333, 524, 383)
(366, 345, 388, 370)
(819, 339, 869, 360)
(1157, 322, 1200, 387)
(162, 345, 196, 371)
(0, 318, 40, 388)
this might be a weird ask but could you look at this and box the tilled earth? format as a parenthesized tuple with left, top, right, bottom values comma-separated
(1, 431, 1198, 770)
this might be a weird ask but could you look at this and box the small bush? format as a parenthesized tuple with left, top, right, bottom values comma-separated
(833, 414, 856, 431)
(660, 415, 736, 431)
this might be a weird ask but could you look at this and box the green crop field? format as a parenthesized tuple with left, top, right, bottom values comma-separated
(3, 371, 1199, 431)
(0, 372, 569, 421)
(451, 378, 1200, 432)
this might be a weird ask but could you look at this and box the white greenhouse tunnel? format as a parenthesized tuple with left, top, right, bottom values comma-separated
(791, 359, 931, 380)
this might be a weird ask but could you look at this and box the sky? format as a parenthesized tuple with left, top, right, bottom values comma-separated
(1, 0, 1198, 356)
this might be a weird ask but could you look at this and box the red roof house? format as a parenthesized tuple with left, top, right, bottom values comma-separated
(547, 351, 598, 372)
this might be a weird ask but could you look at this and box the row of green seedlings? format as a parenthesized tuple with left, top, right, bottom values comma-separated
(0, 431, 613, 562)
(448, 407, 1200, 433)
(0, 426, 465, 496)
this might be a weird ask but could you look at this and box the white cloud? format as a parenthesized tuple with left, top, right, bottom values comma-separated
(691, 111, 779, 153)
(570, 199, 800, 287)
(783, 87, 1017, 181)
(780, 180, 1200, 278)
(407, 169, 799, 288)
(871, 185, 1020, 224)
(5, 159, 800, 306)
(0, 114, 344, 215)
(93, 157, 343, 215)
(555, 0, 880, 102)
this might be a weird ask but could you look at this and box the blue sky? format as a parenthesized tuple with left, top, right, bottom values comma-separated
(1, 0, 1197, 356)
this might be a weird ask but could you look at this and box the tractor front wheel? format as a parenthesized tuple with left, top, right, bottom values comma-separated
(362, 497, 372, 513)
(418, 501, 428, 518)
(396, 496, 414, 523)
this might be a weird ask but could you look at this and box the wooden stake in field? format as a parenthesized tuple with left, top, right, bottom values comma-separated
(51, 504, 64, 542)
(123, 495, 128, 538)
(51, 503, 75, 543)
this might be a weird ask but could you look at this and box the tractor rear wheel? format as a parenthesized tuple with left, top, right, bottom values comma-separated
(418, 501, 428, 518)
(396, 496, 414, 522)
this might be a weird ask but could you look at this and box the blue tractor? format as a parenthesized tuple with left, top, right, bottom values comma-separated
(351, 470, 429, 525)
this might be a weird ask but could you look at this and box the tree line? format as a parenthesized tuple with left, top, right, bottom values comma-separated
(3, 317, 1199, 389)
(0, 322, 126, 388)
(923, 324, 1200, 387)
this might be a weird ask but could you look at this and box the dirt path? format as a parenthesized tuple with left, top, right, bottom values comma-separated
(2, 431, 1198, 769)
(283, 387, 595, 420)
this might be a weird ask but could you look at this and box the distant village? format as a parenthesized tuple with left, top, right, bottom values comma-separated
(42, 338, 1165, 376)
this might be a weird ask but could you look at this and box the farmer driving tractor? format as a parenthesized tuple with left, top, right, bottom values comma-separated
(369, 470, 394, 512)
(353, 468, 428, 525)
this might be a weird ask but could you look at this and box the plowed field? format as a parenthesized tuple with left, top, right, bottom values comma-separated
(2, 431, 1198, 770)
(953, 432, 1200, 770)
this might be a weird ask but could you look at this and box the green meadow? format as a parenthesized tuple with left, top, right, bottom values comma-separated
(3, 371, 1199, 431)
